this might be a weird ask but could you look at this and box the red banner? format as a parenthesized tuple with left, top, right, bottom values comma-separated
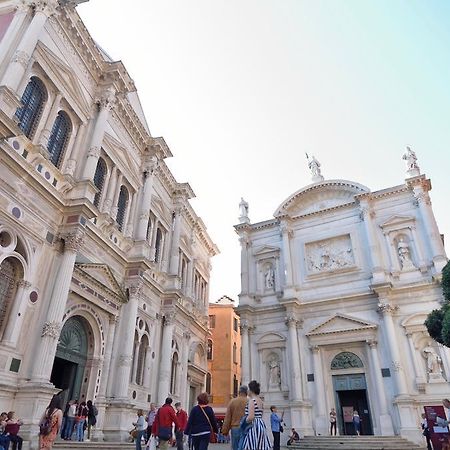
(424, 405, 449, 450)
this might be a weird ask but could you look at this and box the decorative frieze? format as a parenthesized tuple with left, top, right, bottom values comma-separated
(41, 321, 61, 339)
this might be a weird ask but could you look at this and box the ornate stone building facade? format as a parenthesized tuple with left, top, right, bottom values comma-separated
(0, 0, 218, 446)
(236, 151, 448, 444)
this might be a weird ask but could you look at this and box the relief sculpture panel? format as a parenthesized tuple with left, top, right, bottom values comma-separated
(305, 234, 355, 274)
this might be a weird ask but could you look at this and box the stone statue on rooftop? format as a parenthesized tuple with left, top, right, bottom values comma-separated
(306, 153, 324, 182)
(239, 197, 250, 224)
(402, 146, 420, 177)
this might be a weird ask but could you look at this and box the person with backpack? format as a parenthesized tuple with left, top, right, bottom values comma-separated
(75, 401, 89, 442)
(39, 395, 63, 450)
(86, 400, 98, 441)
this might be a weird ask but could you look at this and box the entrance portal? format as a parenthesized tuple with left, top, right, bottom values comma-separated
(333, 374, 373, 436)
(50, 316, 89, 406)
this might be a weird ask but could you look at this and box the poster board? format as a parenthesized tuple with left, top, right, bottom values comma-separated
(343, 406, 353, 423)
(424, 405, 450, 450)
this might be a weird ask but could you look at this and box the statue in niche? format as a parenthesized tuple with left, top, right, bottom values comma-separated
(397, 237, 415, 270)
(264, 264, 275, 290)
(423, 344, 443, 375)
(268, 354, 281, 387)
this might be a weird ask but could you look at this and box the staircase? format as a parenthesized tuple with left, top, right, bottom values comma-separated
(291, 435, 425, 450)
(54, 442, 135, 449)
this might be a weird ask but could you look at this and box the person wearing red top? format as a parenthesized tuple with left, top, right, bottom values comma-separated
(175, 402, 188, 450)
(152, 398, 180, 450)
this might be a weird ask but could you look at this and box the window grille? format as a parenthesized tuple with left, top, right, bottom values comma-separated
(93, 157, 107, 207)
(116, 185, 129, 231)
(15, 77, 47, 139)
(47, 111, 71, 168)
(155, 228, 163, 262)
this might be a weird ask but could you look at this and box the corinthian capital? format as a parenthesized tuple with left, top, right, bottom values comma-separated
(143, 155, 158, 175)
(285, 315, 299, 328)
(42, 321, 61, 339)
(96, 87, 116, 111)
(87, 146, 101, 158)
(64, 229, 85, 253)
(240, 320, 250, 333)
(32, 0, 59, 16)
(414, 191, 431, 206)
(127, 283, 142, 300)
(377, 302, 399, 315)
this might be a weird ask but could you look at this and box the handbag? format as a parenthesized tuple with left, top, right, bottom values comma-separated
(280, 425, 284, 433)
(199, 406, 217, 443)
(130, 428, 138, 439)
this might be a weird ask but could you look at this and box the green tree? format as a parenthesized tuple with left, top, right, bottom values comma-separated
(425, 261, 450, 347)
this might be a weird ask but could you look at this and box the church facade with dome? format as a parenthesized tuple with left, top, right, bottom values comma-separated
(236, 152, 448, 443)
(0, 0, 217, 446)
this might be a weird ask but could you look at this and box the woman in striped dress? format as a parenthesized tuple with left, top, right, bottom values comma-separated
(242, 381, 271, 450)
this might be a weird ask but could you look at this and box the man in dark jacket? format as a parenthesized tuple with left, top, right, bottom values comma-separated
(152, 398, 180, 450)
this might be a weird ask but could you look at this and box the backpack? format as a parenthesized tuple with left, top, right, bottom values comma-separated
(39, 414, 52, 436)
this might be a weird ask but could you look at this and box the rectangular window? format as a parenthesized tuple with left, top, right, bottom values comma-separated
(233, 317, 238, 332)
(209, 315, 216, 328)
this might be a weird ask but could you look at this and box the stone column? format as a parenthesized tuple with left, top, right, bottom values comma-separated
(239, 234, 250, 295)
(280, 222, 294, 296)
(124, 191, 138, 237)
(136, 157, 158, 241)
(113, 283, 140, 399)
(360, 202, 385, 282)
(143, 345, 152, 388)
(82, 89, 115, 181)
(38, 92, 62, 148)
(3, 279, 31, 345)
(377, 303, 408, 396)
(405, 332, 426, 385)
(240, 320, 251, 385)
(186, 259, 194, 298)
(31, 229, 84, 381)
(111, 173, 123, 218)
(101, 166, 117, 214)
(98, 316, 117, 400)
(413, 183, 447, 271)
(182, 331, 191, 408)
(311, 346, 328, 435)
(63, 122, 88, 178)
(367, 340, 394, 435)
(131, 339, 140, 384)
(2, 0, 58, 91)
(286, 316, 302, 402)
(149, 219, 159, 261)
(169, 206, 183, 275)
(158, 313, 175, 405)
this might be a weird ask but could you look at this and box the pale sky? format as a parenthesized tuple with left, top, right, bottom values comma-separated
(79, 0, 450, 303)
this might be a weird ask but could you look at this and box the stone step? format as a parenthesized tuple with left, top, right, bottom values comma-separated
(54, 441, 135, 449)
(291, 436, 425, 450)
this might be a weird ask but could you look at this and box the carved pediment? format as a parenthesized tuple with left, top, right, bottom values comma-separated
(258, 332, 286, 344)
(307, 314, 377, 336)
(275, 180, 369, 218)
(253, 245, 280, 257)
(73, 263, 126, 304)
(35, 42, 91, 118)
(380, 215, 415, 230)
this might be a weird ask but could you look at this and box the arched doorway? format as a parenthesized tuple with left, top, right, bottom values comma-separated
(331, 352, 373, 436)
(50, 316, 91, 405)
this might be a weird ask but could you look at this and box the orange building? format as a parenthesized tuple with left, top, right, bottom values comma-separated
(207, 296, 241, 419)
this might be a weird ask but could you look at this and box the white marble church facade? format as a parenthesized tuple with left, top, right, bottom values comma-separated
(0, 0, 217, 447)
(236, 152, 449, 444)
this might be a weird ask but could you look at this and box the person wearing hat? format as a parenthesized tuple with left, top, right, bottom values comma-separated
(222, 386, 248, 450)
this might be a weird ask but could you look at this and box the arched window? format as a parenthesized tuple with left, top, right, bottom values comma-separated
(331, 352, 364, 370)
(154, 228, 163, 263)
(146, 218, 153, 242)
(136, 334, 149, 386)
(170, 352, 179, 394)
(93, 157, 107, 208)
(130, 331, 139, 382)
(233, 343, 237, 364)
(0, 258, 20, 334)
(207, 339, 213, 360)
(116, 185, 129, 231)
(47, 111, 72, 167)
(180, 258, 187, 290)
(15, 77, 47, 139)
(206, 372, 212, 395)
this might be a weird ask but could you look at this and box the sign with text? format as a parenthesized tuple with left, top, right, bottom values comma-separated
(424, 405, 449, 450)
(343, 406, 354, 423)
